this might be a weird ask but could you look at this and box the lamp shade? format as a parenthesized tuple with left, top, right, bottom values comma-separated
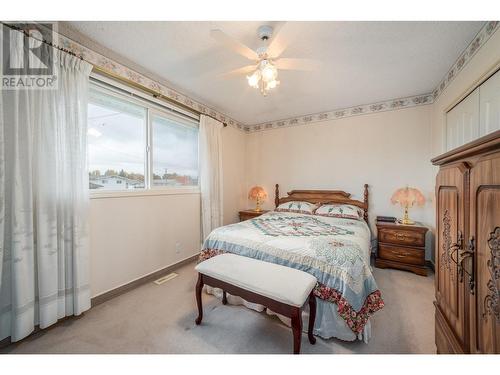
(248, 186, 268, 201)
(391, 186, 426, 208)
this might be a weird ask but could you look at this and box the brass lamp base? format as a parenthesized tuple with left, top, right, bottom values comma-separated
(398, 205, 415, 225)
(254, 197, 262, 212)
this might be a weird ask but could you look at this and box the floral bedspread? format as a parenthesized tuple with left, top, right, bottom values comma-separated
(199, 211, 384, 334)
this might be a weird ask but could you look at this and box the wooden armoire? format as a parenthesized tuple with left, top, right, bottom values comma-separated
(432, 130, 500, 354)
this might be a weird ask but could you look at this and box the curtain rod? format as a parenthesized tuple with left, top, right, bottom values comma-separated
(2, 22, 83, 60)
(90, 75, 199, 124)
(92, 66, 227, 127)
(1, 22, 228, 127)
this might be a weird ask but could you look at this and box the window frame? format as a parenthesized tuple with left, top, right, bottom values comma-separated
(88, 75, 200, 197)
(148, 108, 200, 191)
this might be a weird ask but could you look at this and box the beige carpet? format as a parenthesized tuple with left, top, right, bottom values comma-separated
(1, 260, 436, 354)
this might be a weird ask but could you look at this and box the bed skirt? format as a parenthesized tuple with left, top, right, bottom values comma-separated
(205, 286, 371, 343)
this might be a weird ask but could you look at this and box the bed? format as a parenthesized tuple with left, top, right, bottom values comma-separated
(198, 184, 384, 342)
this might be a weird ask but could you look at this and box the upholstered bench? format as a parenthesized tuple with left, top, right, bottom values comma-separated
(194, 253, 318, 354)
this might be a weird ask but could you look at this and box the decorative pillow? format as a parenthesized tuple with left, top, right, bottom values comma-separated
(275, 201, 318, 215)
(314, 204, 364, 221)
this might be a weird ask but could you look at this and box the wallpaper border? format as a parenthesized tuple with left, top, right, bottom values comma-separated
(56, 21, 499, 134)
(246, 93, 434, 132)
(432, 21, 499, 101)
(54, 31, 246, 131)
(246, 20, 499, 133)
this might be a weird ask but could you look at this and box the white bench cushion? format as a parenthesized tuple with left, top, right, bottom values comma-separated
(195, 253, 317, 307)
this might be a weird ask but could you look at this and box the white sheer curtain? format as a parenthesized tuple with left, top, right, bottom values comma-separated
(0, 27, 93, 342)
(199, 115, 224, 241)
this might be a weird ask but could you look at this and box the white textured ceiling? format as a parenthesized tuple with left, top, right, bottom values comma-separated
(66, 21, 483, 124)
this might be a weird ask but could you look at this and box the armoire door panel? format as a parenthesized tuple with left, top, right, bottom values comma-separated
(469, 153, 500, 354)
(437, 189, 460, 316)
(435, 162, 469, 350)
(433, 130, 500, 354)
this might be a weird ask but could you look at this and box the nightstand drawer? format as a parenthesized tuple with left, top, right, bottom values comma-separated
(239, 210, 269, 222)
(378, 227, 425, 247)
(378, 243, 425, 266)
(239, 212, 255, 221)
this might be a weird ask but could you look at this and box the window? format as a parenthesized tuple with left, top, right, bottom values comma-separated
(87, 82, 199, 191)
(151, 113, 198, 187)
(88, 88, 147, 190)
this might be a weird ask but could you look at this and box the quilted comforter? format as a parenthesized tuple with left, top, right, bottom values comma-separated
(199, 211, 384, 334)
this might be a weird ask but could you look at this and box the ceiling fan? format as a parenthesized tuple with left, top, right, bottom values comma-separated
(211, 23, 318, 96)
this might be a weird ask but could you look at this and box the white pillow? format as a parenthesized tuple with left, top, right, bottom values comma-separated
(315, 204, 363, 221)
(275, 201, 317, 215)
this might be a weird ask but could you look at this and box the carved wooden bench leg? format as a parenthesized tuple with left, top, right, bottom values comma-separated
(222, 291, 228, 305)
(308, 292, 316, 345)
(195, 273, 204, 325)
(291, 307, 303, 354)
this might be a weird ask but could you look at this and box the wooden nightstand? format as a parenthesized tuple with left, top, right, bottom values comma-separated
(374, 221, 428, 276)
(238, 209, 269, 222)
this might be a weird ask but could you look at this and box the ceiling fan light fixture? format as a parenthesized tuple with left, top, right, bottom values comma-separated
(261, 61, 277, 82)
(247, 70, 261, 88)
(247, 59, 279, 96)
(266, 79, 279, 90)
(213, 23, 317, 98)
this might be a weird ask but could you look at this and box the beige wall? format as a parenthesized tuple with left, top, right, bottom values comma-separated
(89, 127, 246, 297)
(89, 192, 200, 297)
(246, 106, 436, 259)
(89, 29, 500, 296)
(244, 29, 500, 263)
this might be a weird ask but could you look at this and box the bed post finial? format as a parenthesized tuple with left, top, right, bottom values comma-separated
(275, 184, 280, 208)
(363, 184, 369, 222)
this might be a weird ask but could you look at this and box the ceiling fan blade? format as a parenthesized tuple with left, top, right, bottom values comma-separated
(266, 21, 289, 59)
(275, 58, 320, 71)
(210, 29, 258, 61)
(218, 65, 257, 78)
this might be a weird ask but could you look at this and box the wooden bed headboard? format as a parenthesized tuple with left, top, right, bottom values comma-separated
(274, 184, 369, 222)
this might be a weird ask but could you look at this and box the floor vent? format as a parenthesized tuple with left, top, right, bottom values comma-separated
(153, 272, 178, 285)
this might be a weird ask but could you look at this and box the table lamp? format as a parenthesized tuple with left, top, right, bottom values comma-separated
(390, 186, 425, 225)
(248, 186, 267, 212)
